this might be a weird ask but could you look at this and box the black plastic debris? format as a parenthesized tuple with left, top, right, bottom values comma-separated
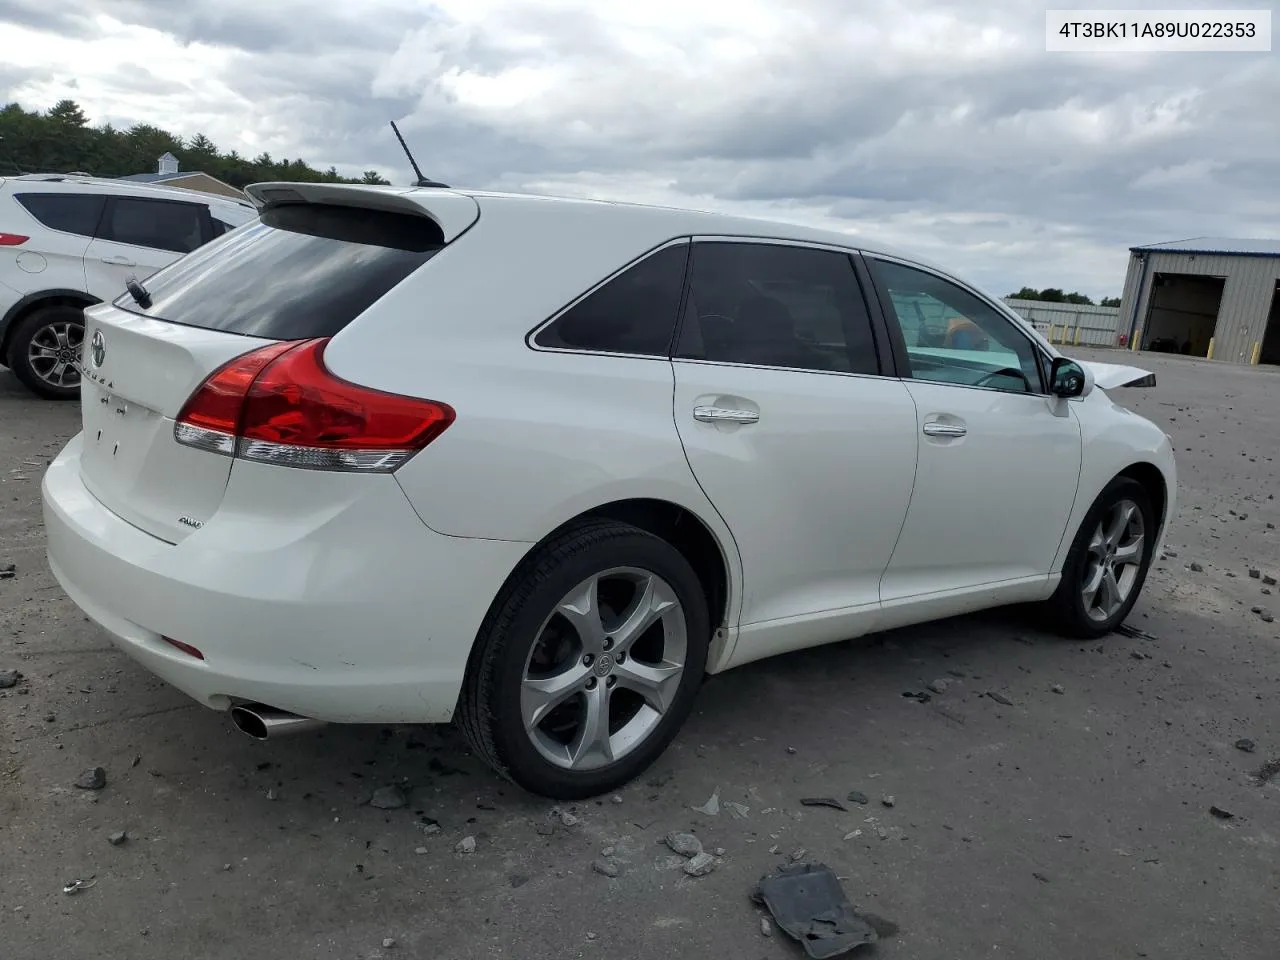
(752, 862, 881, 958)
(800, 797, 848, 812)
(1209, 806, 1236, 820)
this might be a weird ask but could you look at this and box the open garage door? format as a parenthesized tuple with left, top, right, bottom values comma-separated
(1141, 273, 1224, 357)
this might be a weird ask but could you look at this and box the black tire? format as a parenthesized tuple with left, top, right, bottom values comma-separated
(7, 305, 85, 400)
(458, 519, 711, 800)
(1042, 477, 1156, 638)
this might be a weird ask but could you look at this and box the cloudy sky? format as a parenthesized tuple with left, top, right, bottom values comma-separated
(2, 0, 1277, 298)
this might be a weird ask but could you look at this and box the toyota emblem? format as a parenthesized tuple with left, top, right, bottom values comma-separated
(90, 329, 105, 368)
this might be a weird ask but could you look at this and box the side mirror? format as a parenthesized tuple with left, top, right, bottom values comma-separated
(1050, 357, 1088, 398)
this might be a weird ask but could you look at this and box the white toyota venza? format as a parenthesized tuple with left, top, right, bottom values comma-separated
(42, 183, 1176, 799)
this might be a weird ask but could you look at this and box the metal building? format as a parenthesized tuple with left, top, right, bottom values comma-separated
(1117, 237, 1280, 365)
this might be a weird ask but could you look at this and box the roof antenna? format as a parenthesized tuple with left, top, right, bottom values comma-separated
(389, 120, 450, 188)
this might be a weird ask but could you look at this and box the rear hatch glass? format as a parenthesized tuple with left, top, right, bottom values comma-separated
(81, 202, 447, 544)
(112, 202, 446, 339)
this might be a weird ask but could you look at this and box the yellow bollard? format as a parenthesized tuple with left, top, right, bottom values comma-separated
(1206, 338, 1216, 360)
(1250, 341, 1262, 365)
(1073, 326, 1081, 346)
(1048, 324, 1057, 343)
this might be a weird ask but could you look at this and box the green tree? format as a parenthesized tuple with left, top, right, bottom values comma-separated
(360, 170, 391, 184)
(1100, 296, 1121, 308)
(0, 99, 385, 188)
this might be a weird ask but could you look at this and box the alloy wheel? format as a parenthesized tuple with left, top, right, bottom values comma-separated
(26, 320, 84, 389)
(1081, 498, 1145, 622)
(520, 567, 688, 771)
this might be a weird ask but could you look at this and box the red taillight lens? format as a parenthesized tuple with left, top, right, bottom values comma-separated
(174, 338, 454, 473)
(0, 233, 29, 246)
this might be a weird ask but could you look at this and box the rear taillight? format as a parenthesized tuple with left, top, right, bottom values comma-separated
(174, 338, 454, 473)
(0, 233, 29, 246)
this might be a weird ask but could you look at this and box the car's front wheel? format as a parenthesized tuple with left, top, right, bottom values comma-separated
(1043, 476, 1156, 638)
(8, 305, 85, 400)
(459, 520, 710, 800)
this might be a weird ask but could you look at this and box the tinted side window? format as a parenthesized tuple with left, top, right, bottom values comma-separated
(534, 242, 689, 356)
(14, 193, 106, 238)
(101, 197, 207, 254)
(675, 242, 879, 375)
(868, 259, 1044, 394)
(113, 202, 445, 340)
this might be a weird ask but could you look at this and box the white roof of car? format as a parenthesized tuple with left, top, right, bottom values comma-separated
(3, 173, 254, 211)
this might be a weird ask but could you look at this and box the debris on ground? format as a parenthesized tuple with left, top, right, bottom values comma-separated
(787, 746, 798, 755)
(901, 690, 931, 704)
(1263, 575, 1278, 586)
(592, 859, 620, 878)
(761, 917, 773, 937)
(611, 795, 623, 804)
(108, 831, 128, 846)
(74, 767, 107, 790)
(1235, 738, 1257, 753)
(846, 790, 869, 805)
(370, 786, 408, 810)
(1051, 684, 1066, 695)
(0, 562, 15, 579)
(414, 846, 428, 855)
(881, 795, 896, 808)
(986, 691, 1015, 706)
(789, 848, 808, 862)
(1249, 568, 1262, 579)
(601, 846, 615, 857)
(63, 877, 97, 896)
(683, 852, 718, 877)
(455, 836, 477, 854)
(665, 831, 704, 858)
(0, 669, 20, 689)
(1209, 806, 1236, 820)
(752, 862, 882, 958)
(1189, 562, 1205, 573)
(926, 678, 951, 694)
(692, 788, 721, 816)
(382, 938, 397, 949)
(801, 797, 848, 812)
(552, 806, 580, 827)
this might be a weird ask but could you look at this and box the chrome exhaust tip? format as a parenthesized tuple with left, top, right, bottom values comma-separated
(229, 703, 326, 740)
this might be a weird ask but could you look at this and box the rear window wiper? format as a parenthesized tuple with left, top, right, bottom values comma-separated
(125, 278, 152, 309)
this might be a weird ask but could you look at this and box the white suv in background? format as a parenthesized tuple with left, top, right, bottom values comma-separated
(0, 174, 257, 399)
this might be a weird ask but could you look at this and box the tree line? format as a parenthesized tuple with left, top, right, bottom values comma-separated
(1007, 286, 1121, 308)
(0, 99, 391, 188)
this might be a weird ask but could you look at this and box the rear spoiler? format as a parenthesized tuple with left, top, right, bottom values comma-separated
(243, 181, 479, 243)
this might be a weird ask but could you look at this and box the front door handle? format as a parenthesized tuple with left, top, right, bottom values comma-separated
(101, 256, 136, 267)
(922, 421, 966, 438)
(693, 405, 760, 425)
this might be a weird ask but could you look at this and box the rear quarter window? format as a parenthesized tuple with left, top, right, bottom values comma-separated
(113, 203, 446, 340)
(14, 193, 106, 238)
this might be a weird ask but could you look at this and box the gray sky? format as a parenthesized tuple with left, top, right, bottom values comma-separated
(2, 0, 1276, 299)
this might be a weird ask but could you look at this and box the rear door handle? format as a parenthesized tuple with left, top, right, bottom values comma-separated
(693, 405, 760, 425)
(922, 421, 966, 438)
(100, 256, 136, 266)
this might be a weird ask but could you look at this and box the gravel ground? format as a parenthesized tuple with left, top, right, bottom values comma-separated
(1, 349, 1278, 960)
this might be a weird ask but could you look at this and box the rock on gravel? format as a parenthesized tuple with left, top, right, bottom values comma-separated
(455, 836, 477, 854)
(75, 767, 107, 790)
(682, 852, 718, 877)
(0, 669, 20, 689)
(370, 786, 408, 810)
(761, 918, 773, 937)
(108, 830, 128, 846)
(1189, 562, 1205, 573)
(382, 938, 397, 949)
(591, 859, 620, 878)
(1052, 684, 1066, 695)
(665, 831, 703, 858)
(1234, 738, 1257, 753)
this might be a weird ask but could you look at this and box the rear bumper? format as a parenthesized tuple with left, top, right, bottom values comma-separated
(42, 433, 530, 723)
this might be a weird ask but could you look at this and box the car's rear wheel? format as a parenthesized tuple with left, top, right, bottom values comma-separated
(1043, 477, 1155, 638)
(458, 520, 710, 800)
(8, 305, 85, 400)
